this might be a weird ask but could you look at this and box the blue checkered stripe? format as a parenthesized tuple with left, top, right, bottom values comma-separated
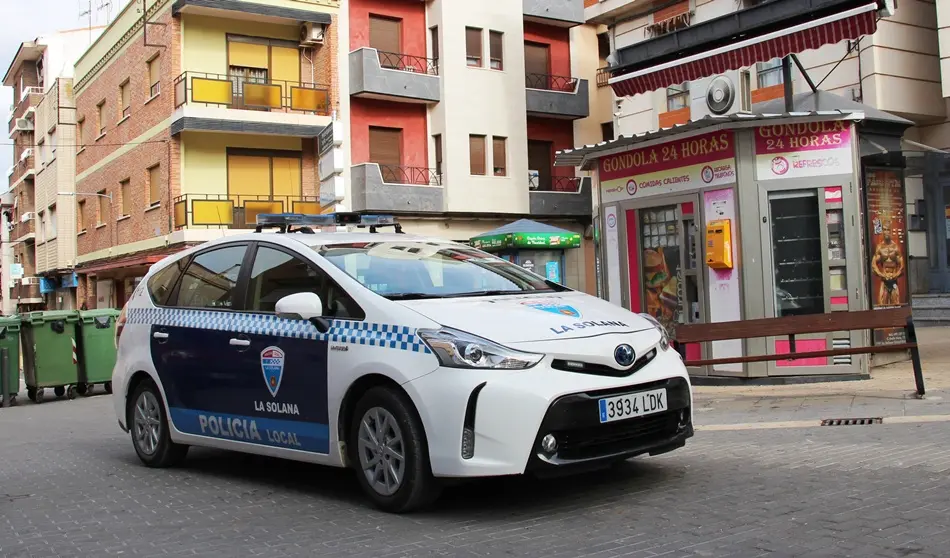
(127, 307, 432, 354)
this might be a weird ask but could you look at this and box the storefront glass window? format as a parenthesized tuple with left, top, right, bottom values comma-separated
(640, 206, 682, 332)
(769, 191, 825, 317)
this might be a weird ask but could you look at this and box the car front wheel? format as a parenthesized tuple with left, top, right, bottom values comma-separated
(128, 378, 188, 468)
(348, 386, 441, 513)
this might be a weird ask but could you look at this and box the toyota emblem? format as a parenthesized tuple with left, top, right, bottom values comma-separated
(614, 344, 636, 367)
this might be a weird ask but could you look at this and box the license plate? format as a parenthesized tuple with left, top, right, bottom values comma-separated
(598, 388, 667, 424)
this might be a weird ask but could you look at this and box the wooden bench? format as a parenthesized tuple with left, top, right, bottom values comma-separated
(671, 306, 925, 396)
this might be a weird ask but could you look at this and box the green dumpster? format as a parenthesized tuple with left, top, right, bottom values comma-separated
(75, 309, 120, 396)
(21, 310, 81, 403)
(0, 315, 21, 407)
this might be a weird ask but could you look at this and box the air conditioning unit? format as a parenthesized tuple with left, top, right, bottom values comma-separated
(300, 22, 325, 46)
(704, 72, 752, 116)
(879, 0, 896, 18)
(13, 118, 33, 132)
(21, 277, 39, 285)
(21, 212, 34, 222)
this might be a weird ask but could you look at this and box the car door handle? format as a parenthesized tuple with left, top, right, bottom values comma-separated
(229, 338, 251, 347)
(153, 332, 169, 340)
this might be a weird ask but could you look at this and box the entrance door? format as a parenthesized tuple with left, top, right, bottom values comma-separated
(369, 126, 402, 183)
(524, 42, 550, 88)
(527, 140, 553, 191)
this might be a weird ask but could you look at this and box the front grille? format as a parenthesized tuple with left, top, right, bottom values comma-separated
(553, 409, 685, 461)
(552, 347, 658, 377)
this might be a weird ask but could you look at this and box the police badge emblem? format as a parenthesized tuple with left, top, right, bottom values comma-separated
(261, 346, 285, 398)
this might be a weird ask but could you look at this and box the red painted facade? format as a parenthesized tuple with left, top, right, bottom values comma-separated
(350, 98, 429, 168)
(527, 117, 575, 178)
(349, 0, 428, 58)
(523, 22, 571, 77)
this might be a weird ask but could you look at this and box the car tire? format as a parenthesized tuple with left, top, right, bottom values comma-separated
(128, 378, 188, 468)
(348, 386, 441, 513)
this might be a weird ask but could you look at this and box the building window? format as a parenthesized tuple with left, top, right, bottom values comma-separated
(148, 164, 162, 206)
(76, 118, 84, 150)
(226, 37, 300, 110)
(77, 200, 85, 232)
(48, 205, 57, 239)
(369, 14, 402, 67)
(225, 149, 302, 225)
(757, 58, 783, 88)
(49, 127, 57, 159)
(601, 121, 614, 142)
(430, 27, 439, 62)
(489, 31, 504, 71)
(119, 80, 131, 119)
(148, 55, 161, 97)
(466, 27, 482, 67)
(37, 139, 46, 166)
(97, 189, 108, 225)
(666, 82, 689, 111)
(120, 179, 131, 216)
(96, 101, 106, 136)
(492, 136, 507, 176)
(469, 135, 486, 175)
(433, 134, 442, 177)
(597, 32, 610, 61)
(38, 211, 46, 243)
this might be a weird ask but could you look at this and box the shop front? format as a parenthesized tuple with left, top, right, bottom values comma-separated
(568, 112, 877, 379)
(470, 219, 582, 286)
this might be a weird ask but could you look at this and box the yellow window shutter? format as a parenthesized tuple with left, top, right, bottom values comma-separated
(270, 46, 300, 103)
(227, 154, 271, 199)
(228, 41, 269, 69)
(272, 157, 302, 198)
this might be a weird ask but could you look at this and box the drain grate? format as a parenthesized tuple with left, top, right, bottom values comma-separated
(820, 417, 883, 426)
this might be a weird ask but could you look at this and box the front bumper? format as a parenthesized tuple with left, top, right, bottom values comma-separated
(403, 344, 692, 478)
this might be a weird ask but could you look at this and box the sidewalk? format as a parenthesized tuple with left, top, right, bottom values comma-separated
(692, 326, 950, 425)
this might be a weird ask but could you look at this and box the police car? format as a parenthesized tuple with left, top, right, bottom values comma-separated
(112, 212, 694, 513)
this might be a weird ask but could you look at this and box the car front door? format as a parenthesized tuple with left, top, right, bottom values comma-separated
(233, 242, 365, 456)
(150, 243, 256, 443)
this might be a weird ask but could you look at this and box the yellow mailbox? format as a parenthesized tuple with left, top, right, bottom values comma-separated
(705, 219, 733, 269)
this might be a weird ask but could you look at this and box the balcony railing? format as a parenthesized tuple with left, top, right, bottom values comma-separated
(376, 51, 439, 75)
(525, 73, 578, 93)
(528, 173, 582, 193)
(11, 215, 36, 241)
(173, 193, 324, 229)
(378, 165, 442, 186)
(10, 154, 34, 185)
(596, 68, 611, 88)
(174, 72, 331, 115)
(14, 280, 41, 302)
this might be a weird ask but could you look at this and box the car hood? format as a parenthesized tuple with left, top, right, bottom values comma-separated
(398, 292, 655, 344)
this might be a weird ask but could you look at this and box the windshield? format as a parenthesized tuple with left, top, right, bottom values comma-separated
(315, 241, 568, 300)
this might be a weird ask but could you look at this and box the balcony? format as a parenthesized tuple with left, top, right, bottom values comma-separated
(14, 280, 42, 304)
(350, 163, 444, 213)
(173, 194, 324, 229)
(350, 48, 440, 104)
(172, 72, 331, 136)
(529, 174, 593, 217)
(8, 87, 42, 137)
(11, 215, 36, 243)
(525, 73, 589, 119)
(524, 0, 584, 27)
(9, 154, 35, 186)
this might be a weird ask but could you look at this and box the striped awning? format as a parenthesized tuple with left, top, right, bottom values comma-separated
(608, 3, 879, 98)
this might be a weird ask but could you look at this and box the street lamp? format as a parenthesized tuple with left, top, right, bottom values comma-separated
(57, 191, 113, 202)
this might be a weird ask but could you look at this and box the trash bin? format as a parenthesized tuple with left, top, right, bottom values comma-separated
(0, 315, 21, 407)
(21, 310, 81, 403)
(74, 309, 120, 396)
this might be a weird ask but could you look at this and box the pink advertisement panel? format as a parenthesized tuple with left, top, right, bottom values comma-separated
(703, 188, 742, 373)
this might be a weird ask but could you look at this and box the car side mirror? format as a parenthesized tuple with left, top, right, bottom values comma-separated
(275, 292, 331, 334)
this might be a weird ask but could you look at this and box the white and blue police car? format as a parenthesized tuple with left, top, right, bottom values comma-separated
(112, 212, 694, 513)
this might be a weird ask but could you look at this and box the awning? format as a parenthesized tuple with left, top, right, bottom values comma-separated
(608, 2, 879, 97)
(470, 219, 581, 251)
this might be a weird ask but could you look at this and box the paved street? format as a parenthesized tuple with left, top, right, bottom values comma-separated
(2, 391, 949, 558)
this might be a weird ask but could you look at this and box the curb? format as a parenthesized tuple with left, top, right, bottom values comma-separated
(697, 414, 950, 431)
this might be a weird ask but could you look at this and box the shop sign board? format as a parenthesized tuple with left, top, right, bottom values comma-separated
(471, 232, 581, 251)
(754, 121, 853, 180)
(599, 131, 736, 204)
(864, 168, 909, 345)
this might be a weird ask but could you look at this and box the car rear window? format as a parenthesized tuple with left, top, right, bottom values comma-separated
(146, 259, 185, 306)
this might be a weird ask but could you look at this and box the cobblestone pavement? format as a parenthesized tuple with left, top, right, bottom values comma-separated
(2, 395, 950, 558)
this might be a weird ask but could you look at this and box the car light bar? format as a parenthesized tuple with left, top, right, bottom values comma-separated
(255, 212, 402, 234)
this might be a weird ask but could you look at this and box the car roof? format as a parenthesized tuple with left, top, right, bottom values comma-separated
(197, 231, 464, 250)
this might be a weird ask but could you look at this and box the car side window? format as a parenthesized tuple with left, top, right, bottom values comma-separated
(173, 245, 248, 310)
(146, 259, 186, 306)
(247, 245, 364, 319)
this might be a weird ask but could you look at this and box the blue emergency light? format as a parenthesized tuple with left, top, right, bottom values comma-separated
(255, 212, 402, 234)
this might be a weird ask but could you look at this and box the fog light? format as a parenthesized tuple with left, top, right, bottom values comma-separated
(541, 433, 558, 453)
(678, 409, 690, 428)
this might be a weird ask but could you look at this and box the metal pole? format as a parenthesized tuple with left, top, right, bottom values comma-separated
(906, 317, 925, 397)
(1, 347, 8, 408)
(782, 55, 794, 113)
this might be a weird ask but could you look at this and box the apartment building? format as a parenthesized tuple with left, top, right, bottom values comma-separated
(72, 0, 341, 308)
(343, 0, 603, 293)
(588, 0, 950, 295)
(3, 28, 102, 313)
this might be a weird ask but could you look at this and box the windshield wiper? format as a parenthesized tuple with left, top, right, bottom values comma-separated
(383, 292, 445, 300)
(445, 289, 543, 298)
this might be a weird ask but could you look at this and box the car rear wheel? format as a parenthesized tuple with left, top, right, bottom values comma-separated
(348, 386, 441, 513)
(129, 378, 188, 468)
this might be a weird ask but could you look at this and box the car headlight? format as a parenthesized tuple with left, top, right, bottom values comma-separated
(417, 327, 543, 370)
(639, 313, 670, 351)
